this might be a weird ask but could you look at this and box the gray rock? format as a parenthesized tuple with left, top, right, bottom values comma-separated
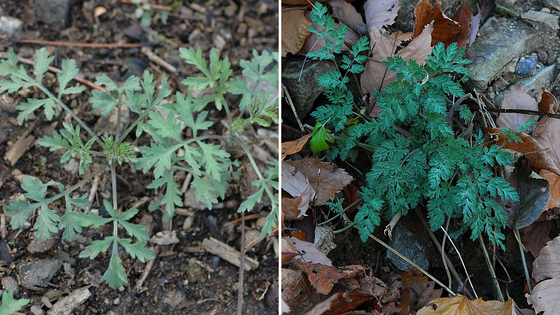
(18, 259, 62, 287)
(467, 16, 559, 90)
(35, 0, 76, 27)
(163, 290, 184, 309)
(386, 224, 429, 272)
(27, 233, 57, 253)
(521, 10, 559, 32)
(2, 276, 19, 295)
(0, 16, 23, 34)
(495, 63, 556, 107)
(282, 57, 337, 123)
(496, 0, 542, 17)
(516, 57, 537, 76)
(543, 0, 560, 11)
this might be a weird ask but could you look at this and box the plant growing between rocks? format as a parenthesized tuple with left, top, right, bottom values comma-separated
(306, 2, 518, 250)
(0, 47, 278, 288)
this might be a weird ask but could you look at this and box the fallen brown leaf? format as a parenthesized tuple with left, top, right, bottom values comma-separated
(417, 294, 515, 315)
(282, 8, 312, 57)
(364, 0, 400, 33)
(486, 128, 560, 177)
(496, 83, 539, 132)
(281, 134, 312, 160)
(286, 158, 353, 205)
(413, 0, 462, 47)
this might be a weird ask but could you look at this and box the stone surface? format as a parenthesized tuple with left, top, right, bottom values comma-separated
(516, 57, 537, 76)
(35, 0, 75, 27)
(386, 224, 429, 272)
(494, 63, 557, 107)
(282, 57, 337, 123)
(521, 10, 559, 32)
(2, 276, 19, 295)
(496, 0, 542, 17)
(467, 16, 559, 90)
(149, 230, 180, 245)
(163, 290, 184, 309)
(0, 16, 23, 34)
(47, 287, 91, 315)
(27, 233, 57, 253)
(543, 0, 560, 11)
(18, 259, 62, 287)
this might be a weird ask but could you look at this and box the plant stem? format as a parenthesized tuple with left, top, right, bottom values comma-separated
(36, 83, 102, 146)
(46, 161, 109, 204)
(236, 138, 275, 211)
(478, 235, 504, 302)
(514, 228, 532, 294)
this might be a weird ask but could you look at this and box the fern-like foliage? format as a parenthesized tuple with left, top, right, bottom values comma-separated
(1, 46, 278, 288)
(307, 3, 519, 249)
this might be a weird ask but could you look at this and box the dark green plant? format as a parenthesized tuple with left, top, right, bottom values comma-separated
(0, 47, 278, 288)
(307, 3, 518, 249)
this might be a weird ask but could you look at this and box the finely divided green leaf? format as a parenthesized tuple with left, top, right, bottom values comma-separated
(33, 48, 54, 82)
(137, 142, 181, 178)
(5, 200, 40, 229)
(57, 59, 84, 96)
(118, 239, 155, 262)
(102, 249, 127, 288)
(79, 237, 113, 259)
(34, 204, 60, 241)
(0, 288, 29, 315)
(90, 90, 118, 116)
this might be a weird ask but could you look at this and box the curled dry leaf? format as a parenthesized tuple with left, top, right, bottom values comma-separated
(282, 236, 299, 265)
(539, 170, 560, 212)
(532, 234, 560, 282)
(486, 128, 560, 177)
(501, 157, 550, 229)
(292, 260, 348, 295)
(521, 221, 554, 258)
(282, 194, 305, 220)
(450, 3, 473, 48)
(304, 289, 373, 315)
(282, 8, 312, 57)
(291, 236, 333, 266)
(536, 89, 558, 114)
(468, 9, 482, 46)
(282, 161, 316, 219)
(526, 277, 560, 315)
(417, 294, 515, 315)
(281, 134, 312, 161)
(286, 157, 353, 205)
(533, 113, 560, 167)
(364, 0, 400, 33)
(496, 83, 539, 132)
(281, 268, 316, 314)
(413, 0, 462, 47)
(328, 0, 365, 34)
(398, 269, 443, 313)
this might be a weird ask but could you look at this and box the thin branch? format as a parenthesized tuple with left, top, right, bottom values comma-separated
(20, 39, 142, 49)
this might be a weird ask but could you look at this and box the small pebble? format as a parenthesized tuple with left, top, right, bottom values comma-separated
(516, 57, 537, 76)
(113, 297, 120, 305)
